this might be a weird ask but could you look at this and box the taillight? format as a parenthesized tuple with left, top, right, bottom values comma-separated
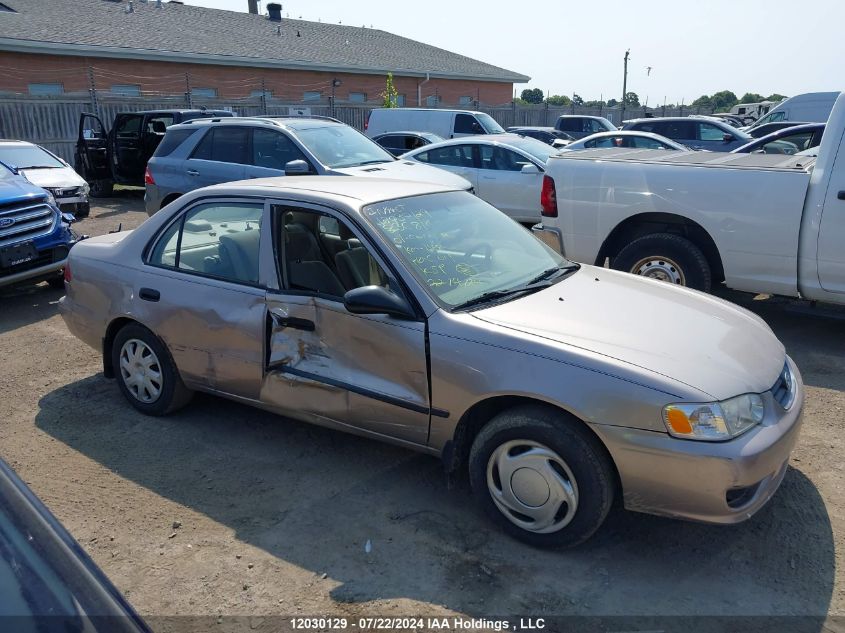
(63, 261, 72, 283)
(144, 165, 155, 185)
(540, 175, 557, 217)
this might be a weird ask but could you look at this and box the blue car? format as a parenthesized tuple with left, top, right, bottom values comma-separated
(0, 163, 79, 289)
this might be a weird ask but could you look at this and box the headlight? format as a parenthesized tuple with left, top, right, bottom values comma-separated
(44, 190, 57, 207)
(80, 182, 90, 196)
(663, 393, 765, 441)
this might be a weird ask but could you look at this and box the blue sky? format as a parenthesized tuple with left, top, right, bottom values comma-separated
(182, 0, 842, 104)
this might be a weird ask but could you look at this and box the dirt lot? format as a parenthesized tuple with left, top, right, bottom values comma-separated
(1, 191, 843, 629)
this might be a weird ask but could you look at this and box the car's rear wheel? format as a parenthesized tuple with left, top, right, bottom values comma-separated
(469, 405, 615, 548)
(112, 323, 192, 416)
(612, 233, 711, 292)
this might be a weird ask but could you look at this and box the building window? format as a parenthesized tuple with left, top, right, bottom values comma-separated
(396, 94, 406, 107)
(458, 96, 473, 106)
(28, 83, 64, 96)
(303, 91, 321, 101)
(191, 87, 218, 98)
(426, 95, 440, 107)
(111, 84, 141, 96)
(348, 92, 367, 103)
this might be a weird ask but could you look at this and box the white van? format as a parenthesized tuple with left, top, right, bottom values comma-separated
(748, 92, 839, 130)
(365, 108, 506, 139)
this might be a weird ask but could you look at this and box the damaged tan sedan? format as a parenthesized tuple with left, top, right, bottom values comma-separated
(60, 177, 803, 547)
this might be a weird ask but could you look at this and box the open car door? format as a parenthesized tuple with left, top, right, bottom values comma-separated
(75, 113, 112, 196)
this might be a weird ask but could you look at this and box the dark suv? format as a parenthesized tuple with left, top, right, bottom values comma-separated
(621, 117, 752, 151)
(75, 109, 234, 197)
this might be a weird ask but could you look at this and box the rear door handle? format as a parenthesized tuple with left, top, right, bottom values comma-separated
(271, 313, 315, 331)
(186, 169, 200, 176)
(139, 287, 160, 302)
(838, 190, 845, 200)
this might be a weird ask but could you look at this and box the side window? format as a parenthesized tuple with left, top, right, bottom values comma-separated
(149, 202, 264, 285)
(588, 119, 606, 133)
(146, 115, 175, 135)
(251, 129, 308, 170)
(190, 127, 250, 164)
(153, 129, 196, 157)
(276, 208, 393, 298)
(414, 151, 430, 163)
(115, 115, 143, 139)
(557, 118, 577, 132)
(425, 145, 474, 167)
(479, 146, 529, 171)
(698, 123, 725, 141)
(592, 137, 616, 148)
(454, 114, 482, 134)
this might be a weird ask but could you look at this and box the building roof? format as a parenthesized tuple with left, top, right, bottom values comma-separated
(0, 0, 530, 83)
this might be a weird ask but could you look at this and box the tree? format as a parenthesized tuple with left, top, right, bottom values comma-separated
(606, 98, 618, 108)
(520, 88, 544, 104)
(624, 92, 640, 107)
(572, 94, 584, 106)
(691, 94, 712, 108)
(584, 100, 605, 108)
(381, 72, 398, 108)
(766, 93, 787, 102)
(709, 90, 738, 111)
(740, 92, 765, 104)
(546, 94, 571, 106)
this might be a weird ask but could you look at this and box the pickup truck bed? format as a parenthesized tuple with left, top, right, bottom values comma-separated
(554, 147, 815, 170)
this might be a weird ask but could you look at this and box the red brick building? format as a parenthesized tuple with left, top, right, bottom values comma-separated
(0, 0, 529, 107)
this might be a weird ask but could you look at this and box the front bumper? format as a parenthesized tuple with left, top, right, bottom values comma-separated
(594, 357, 804, 524)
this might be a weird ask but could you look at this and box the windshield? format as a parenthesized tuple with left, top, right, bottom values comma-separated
(596, 117, 617, 131)
(295, 125, 395, 168)
(477, 113, 505, 134)
(363, 191, 571, 308)
(0, 145, 63, 169)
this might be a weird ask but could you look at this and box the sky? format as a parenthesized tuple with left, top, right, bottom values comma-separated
(181, 0, 843, 105)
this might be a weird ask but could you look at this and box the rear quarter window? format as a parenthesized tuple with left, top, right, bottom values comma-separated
(153, 129, 197, 157)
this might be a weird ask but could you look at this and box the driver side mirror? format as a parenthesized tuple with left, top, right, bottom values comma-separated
(343, 285, 416, 320)
(520, 163, 540, 174)
(723, 133, 735, 142)
(284, 159, 311, 175)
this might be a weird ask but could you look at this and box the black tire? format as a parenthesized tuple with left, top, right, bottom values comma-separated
(89, 180, 113, 198)
(75, 202, 90, 218)
(111, 323, 193, 416)
(611, 233, 711, 292)
(469, 405, 615, 548)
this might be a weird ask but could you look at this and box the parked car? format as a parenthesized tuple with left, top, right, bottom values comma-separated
(365, 108, 506, 139)
(621, 116, 752, 151)
(144, 116, 471, 215)
(75, 109, 234, 197)
(746, 121, 813, 139)
(732, 123, 825, 155)
(372, 131, 444, 156)
(0, 163, 79, 289)
(702, 113, 747, 128)
(0, 141, 90, 218)
(0, 457, 149, 631)
(401, 134, 557, 223)
(747, 91, 838, 131)
(533, 91, 845, 305)
(553, 115, 616, 140)
(560, 131, 688, 152)
(59, 176, 803, 548)
(505, 126, 573, 148)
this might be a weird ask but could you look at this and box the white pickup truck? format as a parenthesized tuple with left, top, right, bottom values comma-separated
(534, 92, 845, 303)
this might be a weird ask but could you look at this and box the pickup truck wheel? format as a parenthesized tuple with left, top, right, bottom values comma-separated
(469, 406, 615, 548)
(112, 323, 193, 416)
(612, 233, 711, 292)
(89, 180, 113, 198)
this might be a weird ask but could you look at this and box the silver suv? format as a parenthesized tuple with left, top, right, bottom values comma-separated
(144, 116, 470, 215)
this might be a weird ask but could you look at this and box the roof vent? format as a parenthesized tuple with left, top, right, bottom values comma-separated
(267, 2, 282, 21)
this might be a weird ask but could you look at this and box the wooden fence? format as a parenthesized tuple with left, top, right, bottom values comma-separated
(0, 93, 712, 164)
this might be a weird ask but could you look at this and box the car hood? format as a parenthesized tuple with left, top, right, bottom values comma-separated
(471, 266, 785, 400)
(0, 175, 50, 202)
(334, 160, 471, 189)
(20, 166, 86, 189)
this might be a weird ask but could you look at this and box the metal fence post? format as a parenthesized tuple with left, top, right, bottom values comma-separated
(260, 77, 267, 114)
(185, 73, 192, 108)
(87, 66, 99, 116)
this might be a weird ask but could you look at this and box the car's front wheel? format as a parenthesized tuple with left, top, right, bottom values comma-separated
(469, 405, 615, 548)
(611, 233, 711, 292)
(112, 323, 192, 416)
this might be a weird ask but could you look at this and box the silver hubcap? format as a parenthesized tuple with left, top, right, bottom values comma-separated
(486, 439, 579, 534)
(631, 256, 685, 285)
(119, 339, 163, 404)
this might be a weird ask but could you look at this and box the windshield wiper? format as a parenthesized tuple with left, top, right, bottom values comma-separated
(526, 263, 580, 285)
(18, 165, 57, 170)
(452, 264, 580, 312)
(354, 159, 393, 166)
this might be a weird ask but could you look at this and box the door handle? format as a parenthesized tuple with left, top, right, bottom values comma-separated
(139, 287, 160, 302)
(186, 169, 200, 176)
(271, 313, 315, 331)
(838, 190, 845, 200)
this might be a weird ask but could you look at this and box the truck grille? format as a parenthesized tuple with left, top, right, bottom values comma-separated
(770, 362, 796, 410)
(0, 198, 56, 248)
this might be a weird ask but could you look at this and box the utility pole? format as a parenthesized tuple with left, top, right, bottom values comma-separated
(620, 49, 630, 123)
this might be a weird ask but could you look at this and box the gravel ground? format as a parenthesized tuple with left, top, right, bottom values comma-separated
(0, 190, 842, 630)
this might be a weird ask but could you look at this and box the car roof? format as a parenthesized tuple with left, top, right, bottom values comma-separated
(407, 133, 546, 151)
(197, 175, 459, 206)
(0, 139, 37, 146)
(373, 131, 442, 138)
(167, 116, 344, 132)
(507, 126, 556, 131)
